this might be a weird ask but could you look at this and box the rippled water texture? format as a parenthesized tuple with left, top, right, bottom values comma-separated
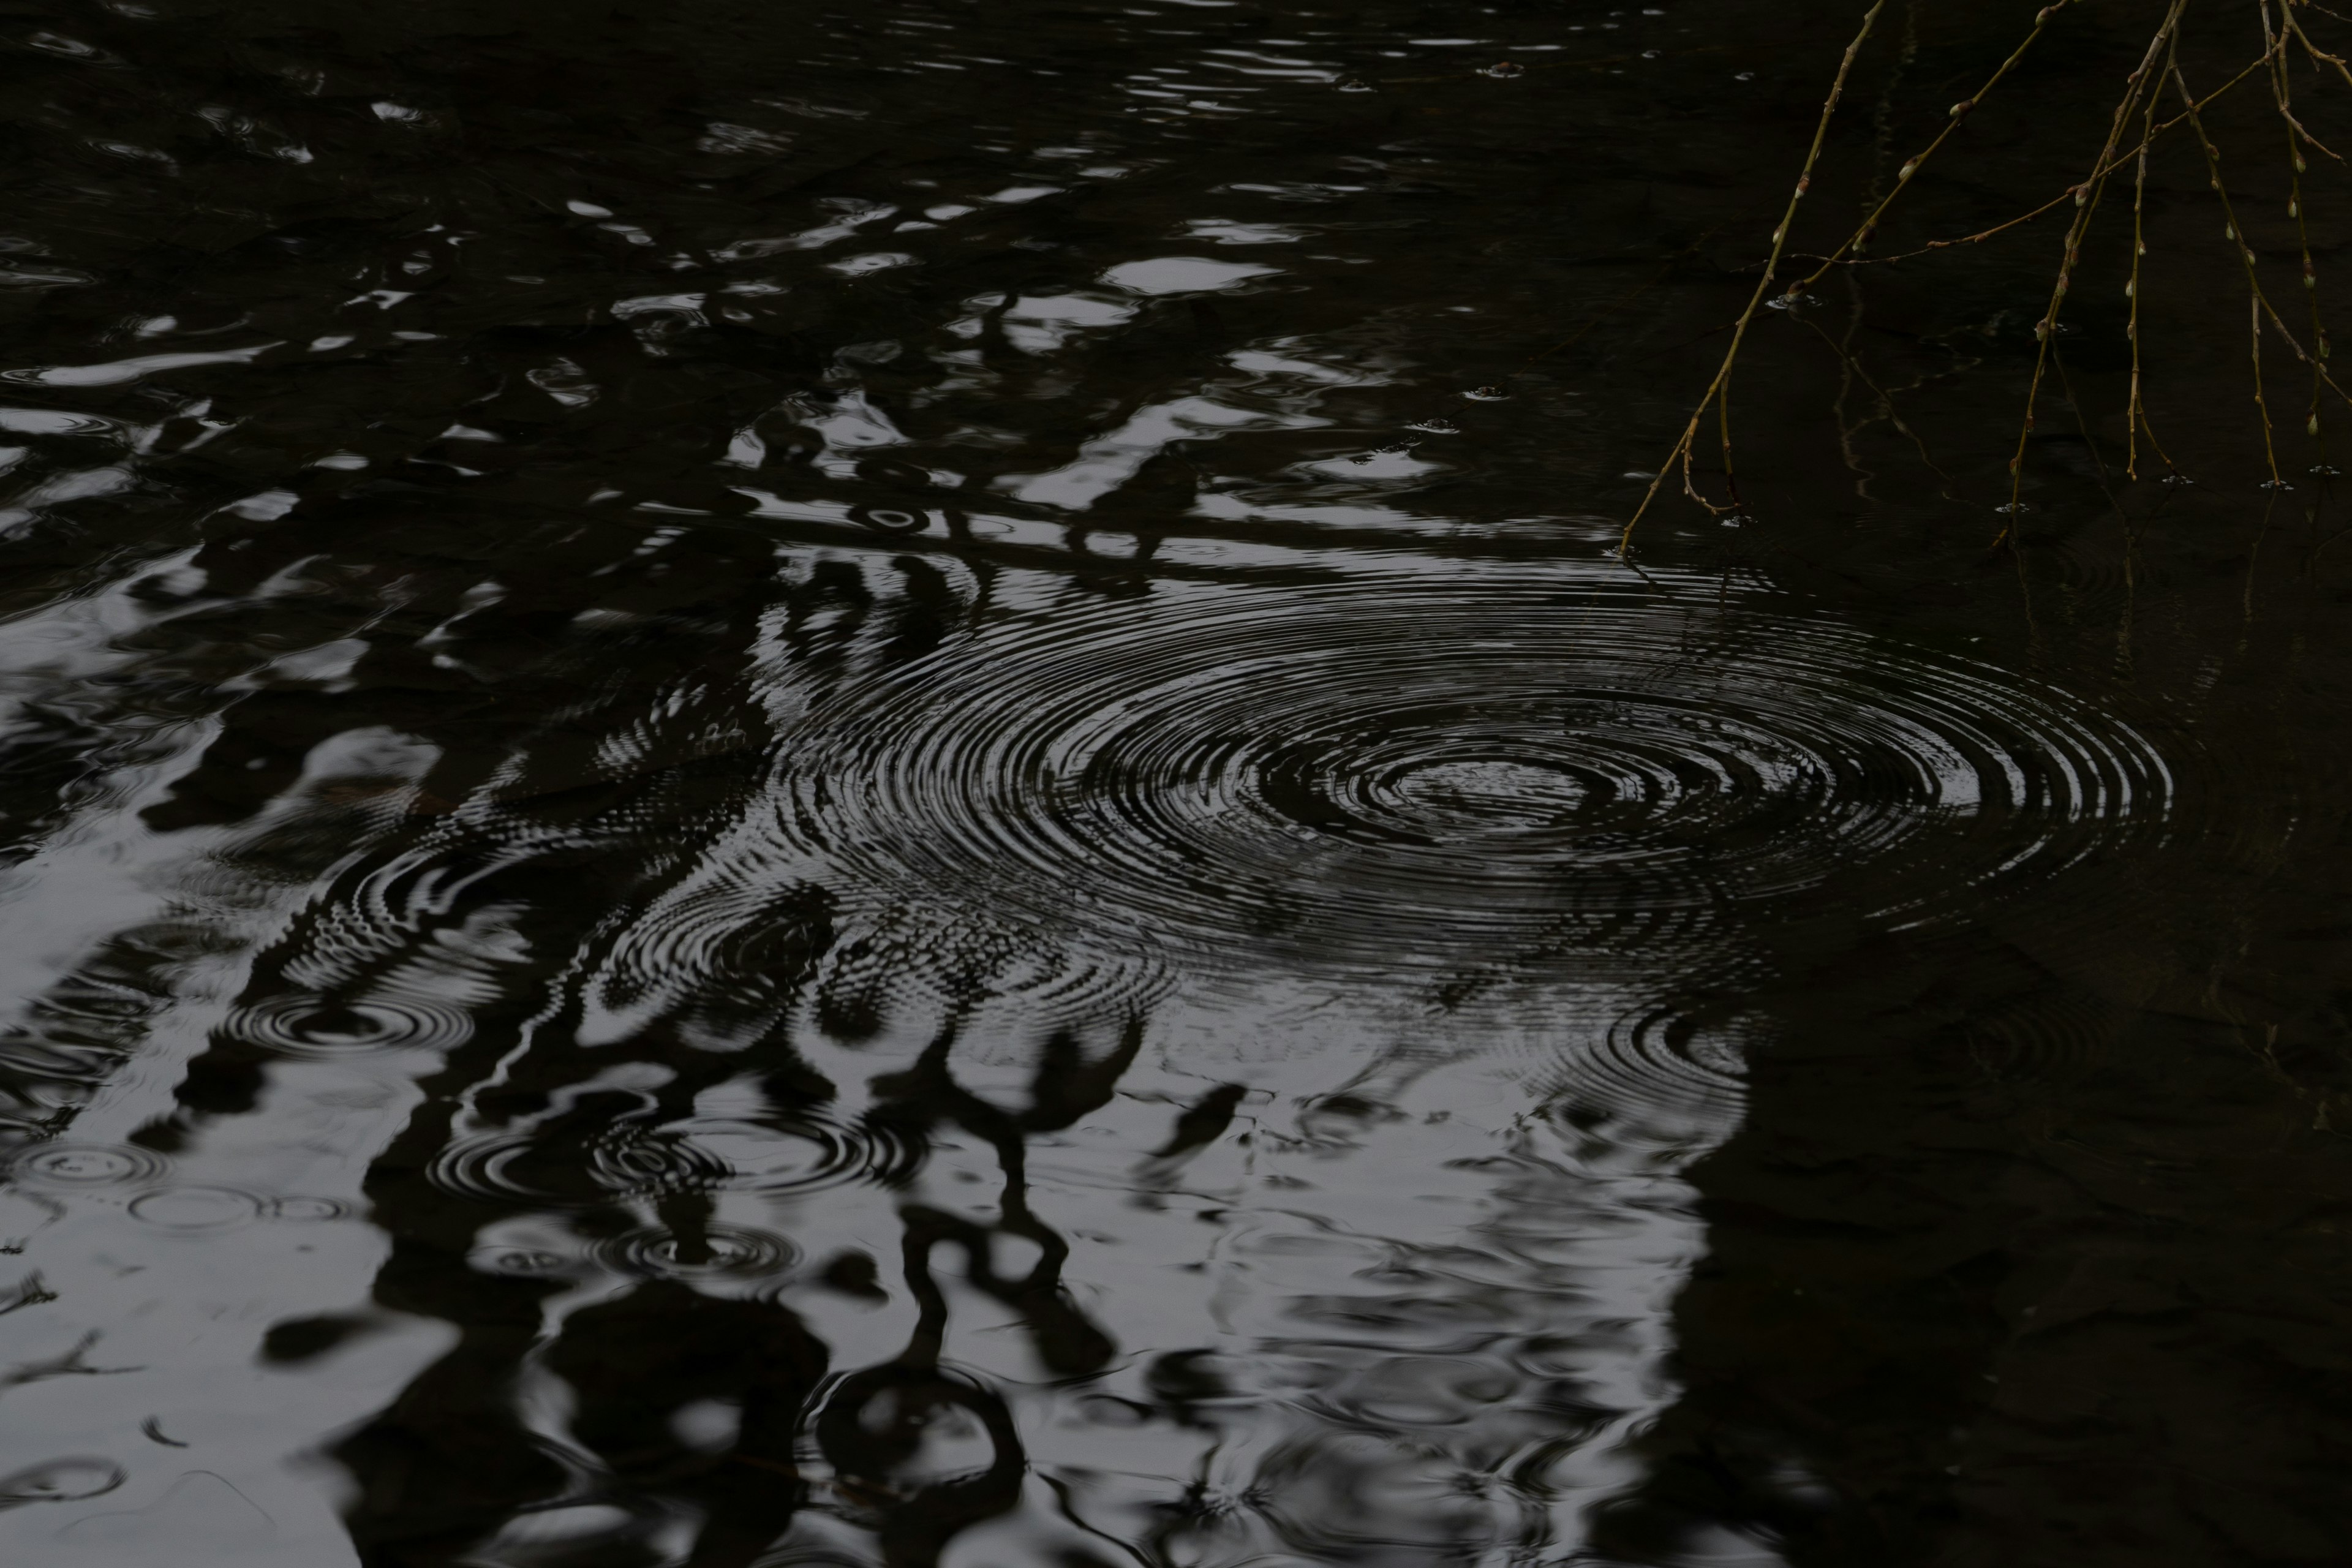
(1, 1, 2351, 1564)
(775, 567, 2175, 989)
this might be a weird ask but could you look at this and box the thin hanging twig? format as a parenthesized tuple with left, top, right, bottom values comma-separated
(1788, 0, 2076, 293)
(1619, 1, 1888, 553)
(1624, 0, 2352, 539)
(2171, 42, 2293, 488)
(2271, 0, 2334, 457)
(2001, 4, 2189, 535)
(2126, 20, 2179, 479)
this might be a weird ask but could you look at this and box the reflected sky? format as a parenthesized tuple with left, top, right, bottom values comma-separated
(0, 0, 2346, 1564)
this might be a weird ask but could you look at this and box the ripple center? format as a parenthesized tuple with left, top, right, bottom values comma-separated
(1378, 756, 1591, 835)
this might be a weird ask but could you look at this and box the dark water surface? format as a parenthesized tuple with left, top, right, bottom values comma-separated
(0, 0, 2349, 1562)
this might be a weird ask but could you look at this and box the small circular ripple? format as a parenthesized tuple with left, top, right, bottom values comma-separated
(676, 1115, 924, 1195)
(775, 571, 2182, 981)
(7, 1144, 171, 1190)
(130, 1189, 265, 1241)
(129, 1186, 264, 1232)
(1963, 989, 2120, 1083)
(1553, 1002, 1757, 1144)
(429, 1125, 726, 1208)
(428, 1114, 911, 1207)
(593, 1223, 797, 1281)
(0, 1458, 124, 1506)
(232, 992, 473, 1055)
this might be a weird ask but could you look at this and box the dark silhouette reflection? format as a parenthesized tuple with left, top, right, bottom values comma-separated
(2, 1, 2352, 1566)
(816, 1363, 1023, 1568)
(320, 1001, 1137, 1566)
(868, 1018, 1137, 1378)
(548, 1283, 831, 1566)
(331, 1268, 571, 1566)
(1593, 918, 2352, 1567)
(124, 543, 1144, 1562)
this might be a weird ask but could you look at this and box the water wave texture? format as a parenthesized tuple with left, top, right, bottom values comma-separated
(772, 567, 2177, 995)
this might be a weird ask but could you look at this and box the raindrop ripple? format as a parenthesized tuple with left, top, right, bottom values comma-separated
(232, 991, 473, 1055)
(7, 1143, 171, 1190)
(428, 1114, 918, 1207)
(777, 571, 2182, 981)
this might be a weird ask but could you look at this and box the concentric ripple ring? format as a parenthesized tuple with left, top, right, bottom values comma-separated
(774, 570, 2180, 981)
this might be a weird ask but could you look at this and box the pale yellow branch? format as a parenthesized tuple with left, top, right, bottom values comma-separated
(2001, 5, 2188, 531)
(1619, 1, 1888, 554)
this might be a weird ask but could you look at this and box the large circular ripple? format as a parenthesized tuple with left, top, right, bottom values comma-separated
(777, 573, 2181, 982)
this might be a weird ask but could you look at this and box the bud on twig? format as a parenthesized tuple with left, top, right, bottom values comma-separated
(1948, 99, 1975, 119)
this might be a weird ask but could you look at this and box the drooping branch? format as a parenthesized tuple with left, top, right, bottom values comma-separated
(1624, 0, 2352, 545)
(1618, 1, 1889, 554)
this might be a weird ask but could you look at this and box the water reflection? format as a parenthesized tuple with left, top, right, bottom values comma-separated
(0, 0, 2343, 1562)
(766, 564, 2175, 994)
(0, 537, 2178, 1566)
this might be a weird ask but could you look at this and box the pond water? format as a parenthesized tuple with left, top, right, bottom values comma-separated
(0, 1, 2348, 1564)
